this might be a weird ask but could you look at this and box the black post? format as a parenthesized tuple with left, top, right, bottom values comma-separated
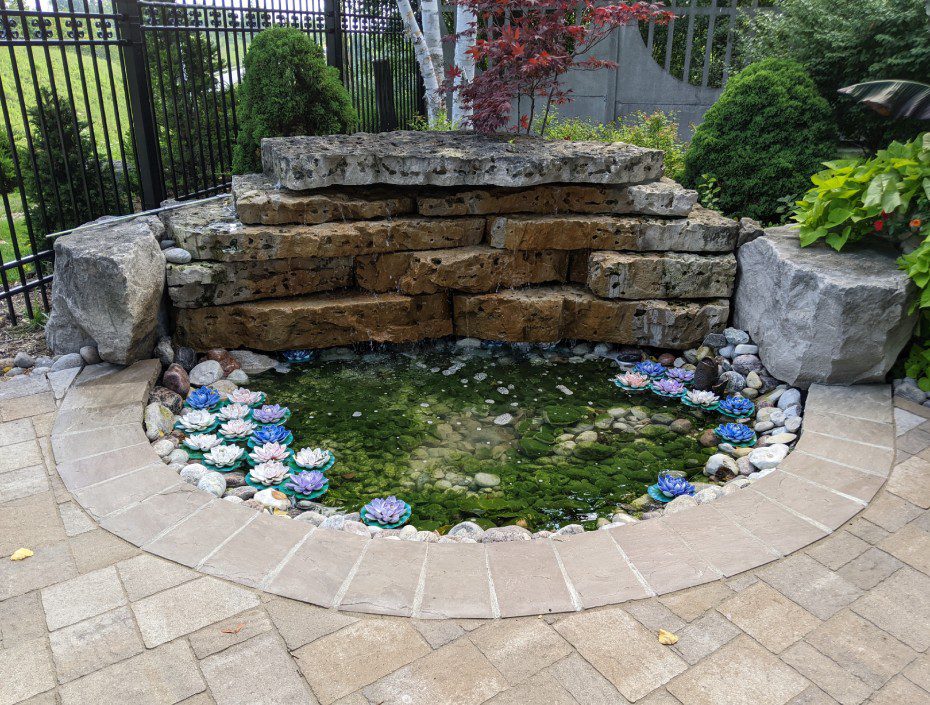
(373, 59, 398, 132)
(115, 0, 165, 209)
(323, 0, 344, 80)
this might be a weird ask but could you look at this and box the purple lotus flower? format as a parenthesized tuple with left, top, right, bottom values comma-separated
(666, 368, 694, 383)
(657, 474, 695, 498)
(252, 404, 289, 424)
(286, 471, 327, 495)
(652, 378, 685, 396)
(634, 361, 666, 378)
(363, 496, 409, 525)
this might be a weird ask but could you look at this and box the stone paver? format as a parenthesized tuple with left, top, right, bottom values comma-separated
(1, 362, 929, 705)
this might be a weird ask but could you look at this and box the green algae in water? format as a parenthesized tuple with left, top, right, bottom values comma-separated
(250, 348, 717, 532)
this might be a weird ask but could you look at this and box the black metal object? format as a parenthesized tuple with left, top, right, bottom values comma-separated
(0, 0, 421, 324)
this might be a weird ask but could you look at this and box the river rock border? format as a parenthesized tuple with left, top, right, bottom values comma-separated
(49, 359, 894, 618)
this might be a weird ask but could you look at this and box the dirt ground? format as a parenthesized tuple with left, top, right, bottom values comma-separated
(0, 298, 51, 362)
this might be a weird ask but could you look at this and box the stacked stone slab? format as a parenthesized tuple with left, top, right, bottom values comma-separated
(168, 131, 739, 351)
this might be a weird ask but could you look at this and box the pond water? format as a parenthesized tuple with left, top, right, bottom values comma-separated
(251, 344, 717, 532)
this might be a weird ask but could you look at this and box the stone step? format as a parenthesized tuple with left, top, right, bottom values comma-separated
(167, 257, 354, 308)
(453, 285, 729, 349)
(261, 131, 664, 190)
(233, 174, 415, 225)
(417, 178, 697, 218)
(355, 246, 569, 295)
(577, 251, 737, 300)
(165, 199, 484, 262)
(488, 206, 738, 253)
(175, 291, 452, 351)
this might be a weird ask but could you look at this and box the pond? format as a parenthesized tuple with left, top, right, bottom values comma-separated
(250, 343, 718, 532)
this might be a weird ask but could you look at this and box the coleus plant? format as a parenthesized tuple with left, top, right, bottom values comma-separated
(446, 0, 674, 134)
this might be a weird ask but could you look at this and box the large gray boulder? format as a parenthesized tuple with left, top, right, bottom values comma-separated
(734, 227, 915, 388)
(45, 216, 166, 364)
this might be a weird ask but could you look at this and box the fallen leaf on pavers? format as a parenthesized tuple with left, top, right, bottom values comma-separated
(221, 623, 245, 634)
(10, 548, 34, 561)
(658, 629, 679, 645)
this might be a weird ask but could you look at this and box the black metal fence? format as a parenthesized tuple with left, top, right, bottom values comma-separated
(0, 0, 421, 324)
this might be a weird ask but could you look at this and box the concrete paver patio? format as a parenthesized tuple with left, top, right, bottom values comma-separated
(1, 369, 930, 704)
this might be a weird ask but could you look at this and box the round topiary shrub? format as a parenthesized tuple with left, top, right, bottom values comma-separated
(683, 58, 837, 222)
(232, 26, 357, 174)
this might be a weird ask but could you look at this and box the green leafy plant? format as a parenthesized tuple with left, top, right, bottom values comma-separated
(0, 135, 14, 196)
(795, 133, 930, 252)
(232, 27, 357, 174)
(539, 111, 687, 181)
(695, 174, 721, 211)
(740, 0, 930, 151)
(683, 59, 837, 222)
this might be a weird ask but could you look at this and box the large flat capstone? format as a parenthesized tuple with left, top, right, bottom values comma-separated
(734, 227, 916, 387)
(261, 131, 664, 190)
(45, 215, 165, 364)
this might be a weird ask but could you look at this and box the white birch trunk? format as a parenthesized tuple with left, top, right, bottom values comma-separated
(450, 3, 477, 125)
(396, 0, 443, 124)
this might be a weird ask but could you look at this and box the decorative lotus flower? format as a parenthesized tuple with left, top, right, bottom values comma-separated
(657, 473, 696, 498)
(202, 444, 244, 468)
(285, 470, 327, 496)
(252, 424, 291, 446)
(217, 403, 251, 421)
(252, 404, 289, 424)
(183, 433, 222, 452)
(227, 387, 264, 406)
(219, 418, 256, 439)
(176, 410, 216, 432)
(249, 442, 291, 464)
(718, 395, 756, 419)
(613, 371, 650, 390)
(634, 361, 667, 379)
(282, 349, 315, 363)
(293, 447, 331, 470)
(249, 460, 289, 486)
(186, 386, 221, 410)
(361, 496, 411, 527)
(714, 423, 757, 446)
(651, 378, 686, 397)
(666, 368, 694, 384)
(684, 389, 719, 408)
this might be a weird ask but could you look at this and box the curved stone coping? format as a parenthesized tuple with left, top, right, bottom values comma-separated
(51, 360, 895, 619)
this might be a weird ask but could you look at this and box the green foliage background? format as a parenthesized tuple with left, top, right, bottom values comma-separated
(683, 58, 837, 222)
(232, 27, 357, 174)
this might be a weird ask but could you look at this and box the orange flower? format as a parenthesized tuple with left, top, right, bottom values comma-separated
(911, 218, 922, 228)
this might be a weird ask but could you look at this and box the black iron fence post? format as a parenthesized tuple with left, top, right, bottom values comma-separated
(323, 0, 345, 80)
(115, 0, 165, 210)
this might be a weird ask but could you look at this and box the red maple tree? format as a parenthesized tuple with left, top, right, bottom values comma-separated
(446, 0, 674, 134)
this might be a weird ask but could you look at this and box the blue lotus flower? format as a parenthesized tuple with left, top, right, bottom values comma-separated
(251, 424, 291, 446)
(634, 361, 667, 379)
(666, 367, 694, 383)
(718, 395, 755, 418)
(286, 470, 327, 496)
(362, 496, 411, 527)
(714, 423, 756, 445)
(186, 386, 221, 410)
(282, 349, 315, 363)
(657, 473, 695, 498)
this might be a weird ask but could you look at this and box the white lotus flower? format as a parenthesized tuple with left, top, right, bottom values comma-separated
(202, 444, 244, 467)
(249, 442, 290, 464)
(177, 410, 216, 432)
(219, 418, 256, 438)
(250, 460, 289, 485)
(227, 387, 263, 406)
(293, 447, 329, 469)
(183, 433, 222, 452)
(685, 389, 719, 407)
(217, 403, 251, 421)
